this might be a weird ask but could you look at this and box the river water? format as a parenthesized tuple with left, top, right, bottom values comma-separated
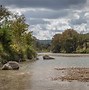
(0, 53, 89, 90)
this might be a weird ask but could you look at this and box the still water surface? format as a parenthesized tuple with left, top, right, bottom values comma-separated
(0, 54, 89, 90)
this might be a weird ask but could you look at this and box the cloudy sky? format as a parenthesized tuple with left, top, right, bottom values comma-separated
(1, 0, 89, 40)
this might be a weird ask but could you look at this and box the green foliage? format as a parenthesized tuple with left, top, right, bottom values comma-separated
(0, 6, 36, 63)
(35, 40, 51, 52)
(52, 43, 61, 53)
(0, 5, 10, 21)
(26, 46, 37, 59)
(52, 29, 89, 53)
(51, 34, 61, 53)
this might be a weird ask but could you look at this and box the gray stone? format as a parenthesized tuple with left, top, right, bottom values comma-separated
(43, 55, 54, 60)
(2, 61, 19, 70)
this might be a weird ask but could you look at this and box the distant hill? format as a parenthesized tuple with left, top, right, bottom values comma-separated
(37, 40, 52, 45)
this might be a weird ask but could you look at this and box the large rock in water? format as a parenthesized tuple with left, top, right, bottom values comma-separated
(2, 61, 19, 70)
(43, 55, 54, 60)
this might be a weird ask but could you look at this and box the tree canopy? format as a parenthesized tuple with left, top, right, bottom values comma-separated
(51, 29, 89, 53)
(0, 6, 36, 64)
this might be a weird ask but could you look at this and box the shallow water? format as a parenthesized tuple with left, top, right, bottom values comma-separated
(0, 54, 89, 90)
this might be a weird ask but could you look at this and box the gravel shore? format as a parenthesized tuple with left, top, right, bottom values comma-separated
(52, 68, 89, 82)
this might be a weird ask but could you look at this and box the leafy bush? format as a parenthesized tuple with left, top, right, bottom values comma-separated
(0, 6, 37, 64)
(26, 46, 37, 59)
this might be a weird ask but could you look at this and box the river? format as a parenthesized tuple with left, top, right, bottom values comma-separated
(0, 53, 89, 90)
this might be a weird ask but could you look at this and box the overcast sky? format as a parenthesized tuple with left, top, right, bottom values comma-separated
(1, 0, 89, 40)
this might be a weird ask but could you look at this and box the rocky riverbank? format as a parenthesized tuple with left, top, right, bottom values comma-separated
(52, 68, 89, 82)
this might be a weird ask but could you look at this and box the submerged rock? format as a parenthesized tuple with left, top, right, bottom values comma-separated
(43, 55, 54, 60)
(2, 61, 19, 70)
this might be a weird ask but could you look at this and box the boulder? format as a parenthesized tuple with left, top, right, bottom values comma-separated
(2, 61, 19, 70)
(43, 55, 54, 60)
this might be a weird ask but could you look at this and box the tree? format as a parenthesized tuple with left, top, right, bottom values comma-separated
(76, 33, 89, 53)
(51, 29, 79, 53)
(61, 29, 78, 53)
(0, 5, 11, 30)
(51, 34, 61, 53)
(0, 6, 36, 63)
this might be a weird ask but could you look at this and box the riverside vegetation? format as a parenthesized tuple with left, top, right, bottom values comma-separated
(0, 5, 89, 64)
(34, 30, 89, 53)
(0, 5, 89, 90)
(0, 5, 36, 64)
(51, 29, 89, 53)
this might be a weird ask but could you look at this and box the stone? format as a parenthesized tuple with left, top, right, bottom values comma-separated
(2, 61, 19, 70)
(43, 55, 54, 60)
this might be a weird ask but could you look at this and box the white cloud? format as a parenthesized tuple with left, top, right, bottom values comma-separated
(4, 0, 89, 40)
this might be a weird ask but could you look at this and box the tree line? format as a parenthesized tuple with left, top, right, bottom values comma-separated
(0, 5, 36, 64)
(51, 29, 89, 53)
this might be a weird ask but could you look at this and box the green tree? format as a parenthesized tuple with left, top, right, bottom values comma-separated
(51, 29, 78, 53)
(0, 5, 10, 21)
(51, 34, 61, 53)
(0, 6, 36, 63)
(61, 29, 78, 53)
